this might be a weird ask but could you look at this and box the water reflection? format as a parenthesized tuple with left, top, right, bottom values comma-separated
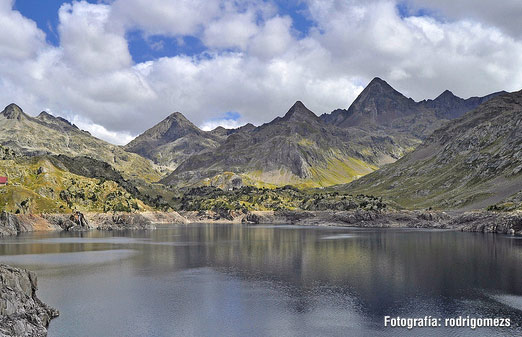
(0, 225, 521, 337)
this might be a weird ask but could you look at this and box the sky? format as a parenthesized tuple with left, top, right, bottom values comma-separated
(1, 0, 522, 145)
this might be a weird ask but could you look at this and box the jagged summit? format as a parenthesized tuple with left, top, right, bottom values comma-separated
(126, 111, 202, 146)
(366, 77, 393, 89)
(36, 111, 79, 130)
(37, 111, 53, 118)
(1, 103, 28, 121)
(435, 89, 458, 100)
(281, 101, 319, 122)
(164, 111, 194, 124)
(328, 77, 417, 128)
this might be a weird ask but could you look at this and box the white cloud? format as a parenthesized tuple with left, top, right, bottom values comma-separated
(200, 119, 245, 131)
(403, 0, 522, 37)
(111, 0, 221, 37)
(202, 12, 259, 50)
(69, 115, 135, 146)
(0, 0, 45, 60)
(58, 1, 131, 73)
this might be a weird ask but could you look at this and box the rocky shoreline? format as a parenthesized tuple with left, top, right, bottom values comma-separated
(1, 209, 522, 238)
(172, 209, 522, 235)
(0, 264, 59, 337)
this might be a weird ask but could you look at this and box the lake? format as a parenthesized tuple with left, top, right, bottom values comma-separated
(0, 224, 521, 336)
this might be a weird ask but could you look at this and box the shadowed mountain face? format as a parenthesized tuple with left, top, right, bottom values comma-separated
(321, 77, 419, 128)
(0, 104, 161, 182)
(321, 77, 505, 138)
(345, 90, 522, 210)
(161, 101, 421, 188)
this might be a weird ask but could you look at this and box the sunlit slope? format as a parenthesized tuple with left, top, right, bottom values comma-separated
(0, 153, 149, 213)
(0, 104, 161, 182)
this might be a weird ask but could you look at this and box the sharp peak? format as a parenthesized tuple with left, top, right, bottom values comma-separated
(282, 101, 318, 121)
(2, 103, 29, 120)
(435, 89, 459, 99)
(37, 111, 53, 117)
(166, 111, 190, 120)
(364, 77, 397, 90)
(291, 100, 306, 108)
(368, 77, 388, 85)
(161, 111, 198, 127)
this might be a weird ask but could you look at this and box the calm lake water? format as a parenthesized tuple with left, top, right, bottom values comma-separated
(0, 224, 521, 337)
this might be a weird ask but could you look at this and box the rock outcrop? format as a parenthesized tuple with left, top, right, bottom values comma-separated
(452, 212, 522, 235)
(43, 211, 91, 231)
(86, 213, 155, 230)
(0, 212, 58, 237)
(0, 265, 58, 336)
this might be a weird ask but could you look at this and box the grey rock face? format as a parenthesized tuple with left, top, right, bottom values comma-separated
(0, 265, 59, 336)
(0, 104, 160, 181)
(89, 213, 156, 231)
(161, 100, 398, 186)
(0, 212, 35, 237)
(1, 104, 28, 121)
(42, 211, 91, 231)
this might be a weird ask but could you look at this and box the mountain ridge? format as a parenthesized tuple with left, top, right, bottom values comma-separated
(0, 104, 161, 182)
(344, 89, 520, 210)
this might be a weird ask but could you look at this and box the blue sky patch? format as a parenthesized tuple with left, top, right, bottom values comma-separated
(396, 1, 439, 20)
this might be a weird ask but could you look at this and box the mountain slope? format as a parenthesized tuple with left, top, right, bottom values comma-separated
(161, 101, 410, 188)
(345, 90, 522, 210)
(124, 112, 222, 170)
(0, 104, 160, 182)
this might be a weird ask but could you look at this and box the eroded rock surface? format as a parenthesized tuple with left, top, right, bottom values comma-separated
(0, 265, 58, 336)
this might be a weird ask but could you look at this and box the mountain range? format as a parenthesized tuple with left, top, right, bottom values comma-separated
(126, 77, 504, 188)
(0, 76, 516, 213)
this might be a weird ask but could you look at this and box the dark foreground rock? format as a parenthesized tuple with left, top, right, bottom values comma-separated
(0, 265, 58, 336)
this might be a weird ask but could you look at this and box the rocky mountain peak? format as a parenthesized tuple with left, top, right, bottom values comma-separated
(1, 103, 28, 121)
(367, 76, 389, 88)
(281, 101, 319, 122)
(434, 89, 462, 103)
(36, 111, 79, 130)
(37, 111, 52, 119)
(358, 77, 410, 101)
(165, 111, 192, 124)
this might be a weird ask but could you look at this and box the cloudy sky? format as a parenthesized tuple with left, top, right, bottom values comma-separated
(1, 0, 522, 144)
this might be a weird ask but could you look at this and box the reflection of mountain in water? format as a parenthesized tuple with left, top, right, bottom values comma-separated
(123, 225, 522, 322)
